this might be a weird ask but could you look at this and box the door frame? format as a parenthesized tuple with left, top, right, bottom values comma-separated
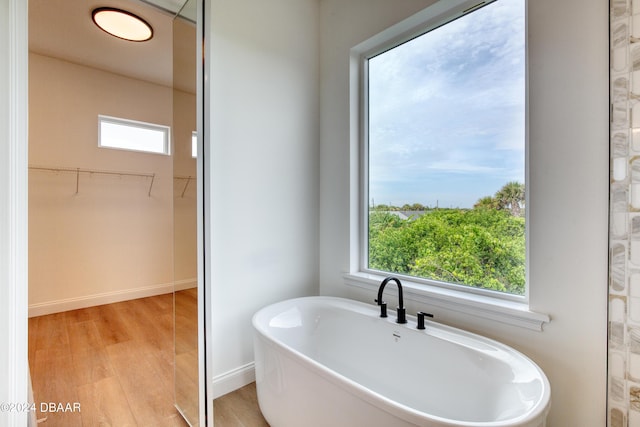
(1, 0, 29, 426)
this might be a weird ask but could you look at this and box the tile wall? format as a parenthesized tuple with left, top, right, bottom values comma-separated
(610, 1, 640, 425)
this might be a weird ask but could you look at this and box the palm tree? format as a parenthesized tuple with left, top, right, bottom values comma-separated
(474, 196, 499, 210)
(495, 181, 525, 217)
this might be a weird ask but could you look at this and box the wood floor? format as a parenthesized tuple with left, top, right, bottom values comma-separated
(214, 384, 270, 427)
(29, 294, 269, 427)
(174, 288, 199, 425)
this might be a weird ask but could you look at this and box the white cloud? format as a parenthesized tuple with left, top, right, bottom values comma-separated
(367, 0, 525, 207)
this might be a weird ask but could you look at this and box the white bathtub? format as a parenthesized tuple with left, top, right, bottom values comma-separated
(252, 296, 550, 427)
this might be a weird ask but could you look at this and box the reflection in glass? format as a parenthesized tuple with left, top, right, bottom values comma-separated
(173, 0, 199, 424)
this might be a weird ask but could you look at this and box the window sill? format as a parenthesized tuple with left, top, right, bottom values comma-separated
(343, 272, 550, 332)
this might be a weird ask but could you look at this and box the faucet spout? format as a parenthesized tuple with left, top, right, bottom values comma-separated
(375, 276, 407, 324)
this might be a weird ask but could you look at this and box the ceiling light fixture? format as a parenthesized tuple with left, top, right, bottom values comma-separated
(92, 7, 153, 42)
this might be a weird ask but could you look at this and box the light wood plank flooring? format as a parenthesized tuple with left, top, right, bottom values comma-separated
(175, 288, 199, 425)
(29, 294, 269, 427)
(214, 383, 269, 427)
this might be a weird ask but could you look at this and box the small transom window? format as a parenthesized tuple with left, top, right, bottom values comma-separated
(98, 115, 170, 155)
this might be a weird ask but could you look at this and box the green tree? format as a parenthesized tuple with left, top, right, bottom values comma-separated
(368, 211, 415, 274)
(400, 203, 427, 211)
(368, 202, 525, 295)
(495, 181, 525, 217)
(474, 196, 499, 210)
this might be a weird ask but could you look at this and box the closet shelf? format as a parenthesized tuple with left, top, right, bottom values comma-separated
(29, 165, 156, 196)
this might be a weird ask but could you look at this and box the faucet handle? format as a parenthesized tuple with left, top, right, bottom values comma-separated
(375, 299, 388, 318)
(416, 311, 434, 330)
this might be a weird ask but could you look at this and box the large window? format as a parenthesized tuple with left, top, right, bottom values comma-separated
(98, 115, 171, 155)
(364, 0, 526, 297)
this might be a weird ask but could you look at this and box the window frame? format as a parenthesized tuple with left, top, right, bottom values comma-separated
(346, 0, 545, 330)
(98, 114, 171, 156)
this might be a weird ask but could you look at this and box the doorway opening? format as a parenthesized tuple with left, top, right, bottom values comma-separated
(27, 0, 197, 424)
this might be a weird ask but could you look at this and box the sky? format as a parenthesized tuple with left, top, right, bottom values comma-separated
(368, 0, 525, 209)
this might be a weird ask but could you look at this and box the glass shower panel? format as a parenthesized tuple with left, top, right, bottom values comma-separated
(173, 1, 200, 424)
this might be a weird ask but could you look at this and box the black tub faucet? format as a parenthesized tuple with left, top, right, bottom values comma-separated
(375, 276, 407, 324)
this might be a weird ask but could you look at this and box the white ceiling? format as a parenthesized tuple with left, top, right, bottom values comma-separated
(29, 0, 195, 91)
(142, 0, 197, 20)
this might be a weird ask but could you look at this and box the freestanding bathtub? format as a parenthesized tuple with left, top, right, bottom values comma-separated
(252, 296, 550, 427)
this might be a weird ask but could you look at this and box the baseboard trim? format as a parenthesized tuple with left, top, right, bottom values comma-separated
(28, 282, 178, 317)
(174, 278, 197, 291)
(212, 362, 256, 399)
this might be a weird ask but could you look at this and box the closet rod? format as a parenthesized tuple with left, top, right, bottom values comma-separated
(174, 175, 194, 198)
(29, 165, 156, 196)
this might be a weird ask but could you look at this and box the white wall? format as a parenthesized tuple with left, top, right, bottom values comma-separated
(207, 0, 320, 396)
(318, 0, 609, 426)
(28, 53, 175, 314)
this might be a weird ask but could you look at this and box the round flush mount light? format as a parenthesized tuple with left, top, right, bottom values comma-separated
(92, 7, 153, 42)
